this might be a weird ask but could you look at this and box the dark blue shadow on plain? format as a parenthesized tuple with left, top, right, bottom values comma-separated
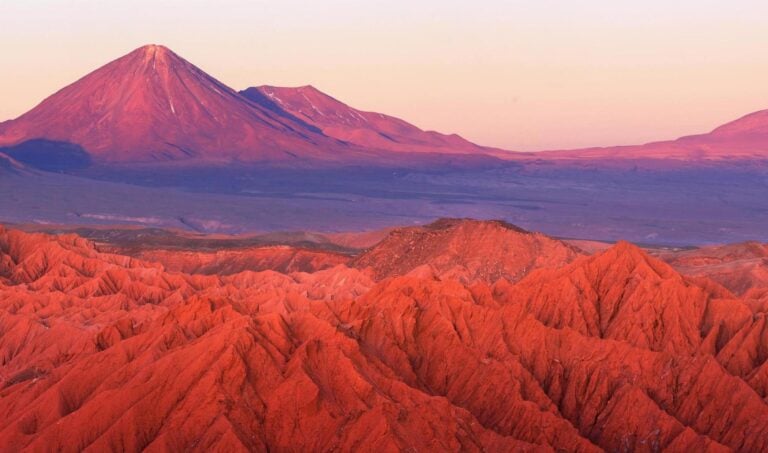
(1, 139, 92, 171)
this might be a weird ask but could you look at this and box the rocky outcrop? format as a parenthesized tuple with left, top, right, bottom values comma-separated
(351, 218, 582, 284)
(1, 225, 767, 451)
(134, 246, 349, 275)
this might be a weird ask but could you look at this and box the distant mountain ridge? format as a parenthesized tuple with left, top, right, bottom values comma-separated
(709, 109, 768, 139)
(0, 43, 766, 165)
(542, 108, 768, 161)
(0, 45, 357, 163)
(0, 45, 502, 166)
(241, 85, 491, 154)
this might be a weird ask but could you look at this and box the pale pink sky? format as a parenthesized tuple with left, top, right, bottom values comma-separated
(2, 1, 767, 150)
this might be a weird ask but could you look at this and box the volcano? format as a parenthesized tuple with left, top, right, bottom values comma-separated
(241, 85, 493, 155)
(0, 45, 358, 163)
(0, 45, 510, 166)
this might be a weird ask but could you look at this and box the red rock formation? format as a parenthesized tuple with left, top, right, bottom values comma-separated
(660, 241, 768, 296)
(351, 218, 583, 283)
(133, 246, 349, 275)
(493, 241, 736, 354)
(2, 224, 768, 451)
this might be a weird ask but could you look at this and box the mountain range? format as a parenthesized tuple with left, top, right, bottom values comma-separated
(241, 85, 493, 155)
(542, 109, 768, 161)
(3, 42, 768, 452)
(0, 45, 505, 166)
(1, 44, 767, 167)
(1, 44, 767, 245)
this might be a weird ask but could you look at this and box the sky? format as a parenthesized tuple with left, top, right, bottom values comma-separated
(1, 0, 767, 151)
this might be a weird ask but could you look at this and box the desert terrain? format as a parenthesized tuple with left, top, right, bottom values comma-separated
(2, 220, 768, 451)
(2, 43, 768, 452)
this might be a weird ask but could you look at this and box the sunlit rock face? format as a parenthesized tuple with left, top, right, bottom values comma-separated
(2, 222, 768, 451)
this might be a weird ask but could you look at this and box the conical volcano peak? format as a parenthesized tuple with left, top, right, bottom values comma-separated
(123, 44, 186, 72)
(0, 45, 344, 163)
(126, 43, 176, 59)
(136, 43, 171, 54)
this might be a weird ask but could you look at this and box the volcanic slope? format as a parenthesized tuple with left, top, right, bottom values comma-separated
(0, 45, 353, 163)
(1, 225, 768, 451)
(243, 85, 495, 155)
(0, 45, 511, 166)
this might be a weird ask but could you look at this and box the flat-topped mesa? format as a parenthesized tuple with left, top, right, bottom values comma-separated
(424, 217, 531, 234)
(351, 218, 582, 283)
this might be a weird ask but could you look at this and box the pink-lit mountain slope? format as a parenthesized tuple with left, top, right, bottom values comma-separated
(0, 45, 512, 165)
(0, 45, 356, 163)
(543, 109, 768, 161)
(242, 85, 506, 155)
